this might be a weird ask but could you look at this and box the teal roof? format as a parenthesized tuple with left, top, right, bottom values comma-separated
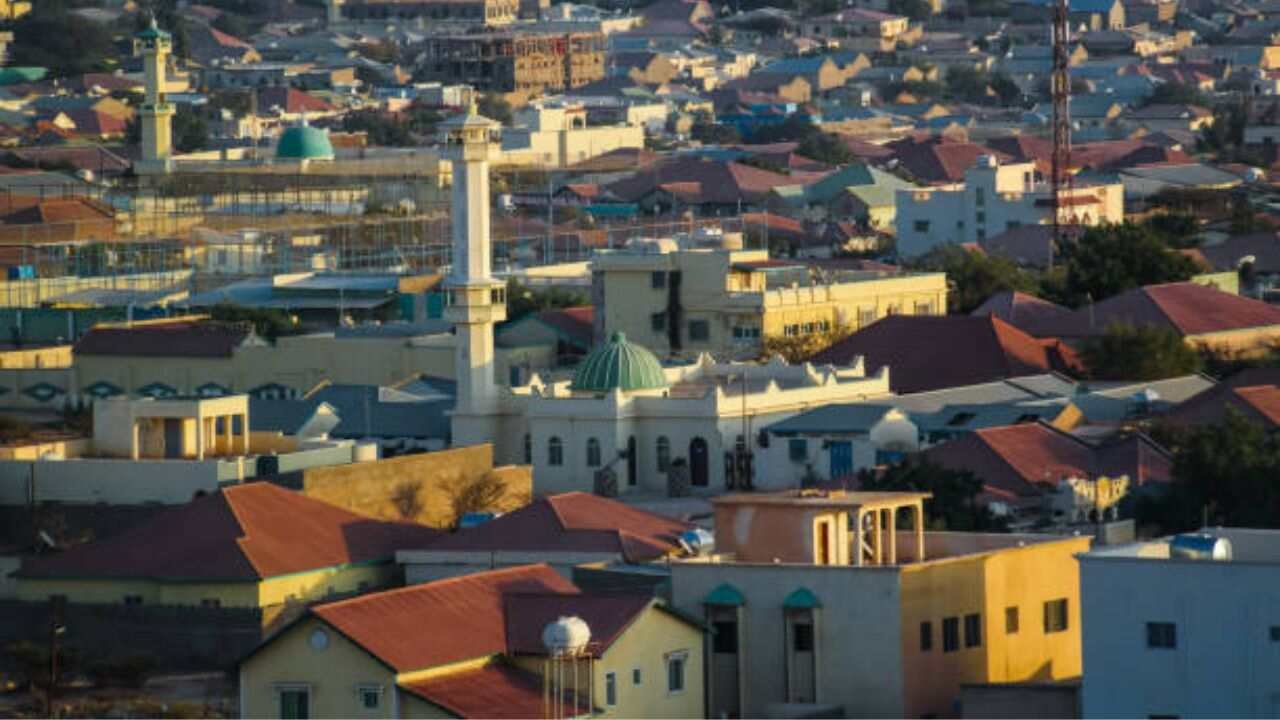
(570, 332, 667, 394)
(783, 587, 821, 609)
(0, 67, 47, 87)
(705, 583, 745, 607)
(276, 124, 335, 161)
(136, 18, 173, 41)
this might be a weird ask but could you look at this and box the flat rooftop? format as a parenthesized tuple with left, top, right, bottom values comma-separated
(1084, 527, 1280, 565)
(712, 489, 932, 510)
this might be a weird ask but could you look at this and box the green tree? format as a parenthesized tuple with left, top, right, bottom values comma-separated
(797, 131, 854, 164)
(1143, 212, 1200, 248)
(208, 305, 300, 340)
(859, 460, 1009, 531)
(910, 245, 1040, 314)
(172, 107, 209, 153)
(211, 11, 253, 39)
(690, 112, 741, 145)
(888, 0, 933, 20)
(1080, 323, 1203, 381)
(504, 279, 589, 324)
(1059, 223, 1200, 306)
(342, 109, 413, 146)
(7, 4, 115, 77)
(477, 93, 513, 125)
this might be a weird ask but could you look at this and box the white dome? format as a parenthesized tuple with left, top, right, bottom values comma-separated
(542, 615, 592, 656)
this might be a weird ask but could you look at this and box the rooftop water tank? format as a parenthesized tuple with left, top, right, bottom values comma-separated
(679, 527, 715, 556)
(1170, 533, 1232, 561)
(542, 616, 591, 657)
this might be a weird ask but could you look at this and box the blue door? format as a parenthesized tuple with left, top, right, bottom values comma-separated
(829, 441, 853, 480)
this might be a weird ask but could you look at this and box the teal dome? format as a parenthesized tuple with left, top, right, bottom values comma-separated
(276, 124, 334, 161)
(571, 332, 667, 393)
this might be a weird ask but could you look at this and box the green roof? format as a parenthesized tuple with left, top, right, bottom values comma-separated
(570, 332, 667, 394)
(136, 18, 173, 41)
(276, 124, 335, 161)
(783, 587, 821, 609)
(704, 583, 745, 607)
(0, 67, 47, 87)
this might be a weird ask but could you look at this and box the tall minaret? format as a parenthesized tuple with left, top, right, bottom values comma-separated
(443, 101, 507, 449)
(133, 18, 175, 175)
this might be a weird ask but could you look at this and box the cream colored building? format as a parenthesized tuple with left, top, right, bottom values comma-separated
(591, 234, 948, 358)
(896, 155, 1124, 257)
(499, 103, 645, 168)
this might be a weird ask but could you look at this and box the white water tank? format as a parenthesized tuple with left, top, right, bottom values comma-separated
(542, 616, 591, 657)
(1170, 533, 1232, 561)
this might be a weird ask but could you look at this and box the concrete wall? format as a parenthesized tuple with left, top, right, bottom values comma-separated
(400, 550, 617, 585)
(0, 459, 226, 505)
(960, 683, 1080, 718)
(1080, 554, 1280, 718)
(668, 561, 907, 718)
(275, 444, 532, 529)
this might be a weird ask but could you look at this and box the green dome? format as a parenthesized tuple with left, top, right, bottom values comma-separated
(571, 332, 667, 393)
(276, 125, 334, 161)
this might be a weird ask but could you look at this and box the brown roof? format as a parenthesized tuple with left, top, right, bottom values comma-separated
(1196, 231, 1280, 273)
(971, 291, 1076, 336)
(606, 157, 799, 205)
(503, 592, 655, 656)
(979, 225, 1084, 269)
(886, 138, 1009, 184)
(1, 197, 114, 226)
(1068, 282, 1280, 338)
(73, 320, 253, 358)
(312, 565, 577, 672)
(400, 663, 588, 719)
(924, 423, 1171, 506)
(1165, 381, 1280, 429)
(811, 315, 1082, 393)
(535, 306, 594, 350)
(17, 483, 440, 581)
(421, 492, 692, 562)
(566, 147, 660, 173)
(257, 87, 335, 115)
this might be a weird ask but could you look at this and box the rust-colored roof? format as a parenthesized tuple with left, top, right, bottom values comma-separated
(534, 306, 593, 350)
(17, 483, 440, 581)
(1166, 380, 1280, 429)
(606, 157, 798, 205)
(504, 592, 654, 656)
(73, 320, 252, 358)
(1067, 282, 1280, 338)
(886, 137, 1009, 185)
(312, 565, 577, 672)
(420, 492, 691, 562)
(400, 664, 588, 719)
(811, 315, 1082, 393)
(2, 197, 114, 226)
(971, 291, 1076, 335)
(257, 86, 335, 115)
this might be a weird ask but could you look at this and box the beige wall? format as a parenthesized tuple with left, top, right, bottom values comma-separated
(291, 444, 532, 529)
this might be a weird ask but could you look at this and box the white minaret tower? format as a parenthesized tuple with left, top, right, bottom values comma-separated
(133, 18, 175, 175)
(444, 101, 507, 448)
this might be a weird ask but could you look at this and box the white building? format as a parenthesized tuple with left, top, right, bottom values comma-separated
(500, 103, 645, 168)
(895, 156, 1124, 257)
(1080, 528, 1280, 719)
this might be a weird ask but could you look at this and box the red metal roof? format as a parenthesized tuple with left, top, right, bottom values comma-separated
(73, 320, 253, 358)
(504, 592, 654, 656)
(1080, 282, 1280, 337)
(400, 663, 588, 719)
(421, 492, 691, 562)
(312, 565, 577, 671)
(811, 315, 1082, 393)
(17, 483, 440, 582)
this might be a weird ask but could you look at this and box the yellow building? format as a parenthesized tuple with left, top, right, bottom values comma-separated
(592, 237, 947, 358)
(0, 0, 31, 20)
(668, 490, 1090, 718)
(239, 564, 706, 719)
(13, 483, 440, 613)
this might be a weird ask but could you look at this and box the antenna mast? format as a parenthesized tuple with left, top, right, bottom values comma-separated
(1051, 0, 1072, 266)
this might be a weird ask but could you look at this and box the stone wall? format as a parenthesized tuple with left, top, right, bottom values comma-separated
(270, 443, 533, 529)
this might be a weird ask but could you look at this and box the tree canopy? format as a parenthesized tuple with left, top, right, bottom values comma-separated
(1058, 223, 1200, 306)
(504, 279, 589, 324)
(909, 245, 1040, 313)
(859, 460, 1009, 531)
(6, 3, 116, 77)
(1080, 323, 1203, 381)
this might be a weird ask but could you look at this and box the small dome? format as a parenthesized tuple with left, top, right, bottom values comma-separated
(276, 124, 335, 161)
(571, 332, 667, 393)
(542, 616, 591, 657)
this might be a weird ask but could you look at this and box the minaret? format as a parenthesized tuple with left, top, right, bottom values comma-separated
(133, 18, 175, 175)
(443, 101, 507, 448)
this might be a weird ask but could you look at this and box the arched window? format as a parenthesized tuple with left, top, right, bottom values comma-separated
(548, 436, 563, 466)
(523, 433, 532, 464)
(586, 437, 602, 467)
(656, 436, 671, 472)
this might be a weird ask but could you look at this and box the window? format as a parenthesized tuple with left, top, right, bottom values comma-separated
(357, 686, 381, 710)
(793, 623, 815, 652)
(942, 617, 960, 652)
(656, 436, 671, 472)
(123, 595, 143, 606)
(913, 220, 930, 233)
(651, 271, 667, 289)
(633, 668, 642, 685)
(586, 437, 601, 467)
(1044, 599, 1069, 634)
(689, 319, 710, 341)
(605, 672, 618, 706)
(523, 434, 531, 464)
(1146, 622, 1177, 649)
(964, 613, 982, 648)
(651, 312, 666, 332)
(548, 436, 563, 466)
(976, 187, 985, 206)
(920, 621, 932, 652)
(279, 688, 310, 720)
(858, 308, 877, 327)
(976, 211, 986, 224)
(666, 654, 686, 694)
(914, 301, 934, 315)
(201, 598, 221, 609)
(788, 438, 808, 462)
(1270, 626, 1280, 642)
(1006, 606, 1019, 634)
(713, 620, 739, 653)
